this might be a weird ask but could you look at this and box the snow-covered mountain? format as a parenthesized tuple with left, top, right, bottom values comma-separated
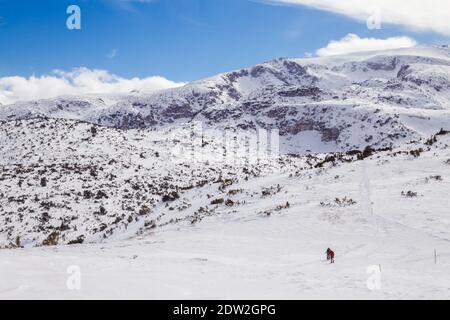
(1, 46, 450, 299)
(2, 45, 450, 153)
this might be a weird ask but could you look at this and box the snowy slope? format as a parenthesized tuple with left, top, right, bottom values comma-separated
(0, 118, 311, 247)
(0, 126, 449, 299)
(2, 117, 449, 248)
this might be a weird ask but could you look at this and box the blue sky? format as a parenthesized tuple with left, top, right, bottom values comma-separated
(0, 0, 448, 82)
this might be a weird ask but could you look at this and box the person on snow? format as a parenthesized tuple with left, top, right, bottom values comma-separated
(326, 248, 335, 264)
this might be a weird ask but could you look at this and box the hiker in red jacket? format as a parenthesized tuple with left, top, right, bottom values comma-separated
(326, 248, 335, 264)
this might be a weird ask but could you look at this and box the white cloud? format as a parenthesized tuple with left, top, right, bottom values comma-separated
(107, 49, 118, 59)
(108, 0, 157, 11)
(269, 0, 450, 36)
(0, 68, 185, 105)
(316, 33, 417, 57)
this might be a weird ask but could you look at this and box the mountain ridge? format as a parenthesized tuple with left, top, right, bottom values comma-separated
(1, 45, 450, 153)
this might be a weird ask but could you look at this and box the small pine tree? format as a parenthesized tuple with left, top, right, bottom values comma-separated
(15, 235, 21, 248)
(90, 125, 97, 137)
